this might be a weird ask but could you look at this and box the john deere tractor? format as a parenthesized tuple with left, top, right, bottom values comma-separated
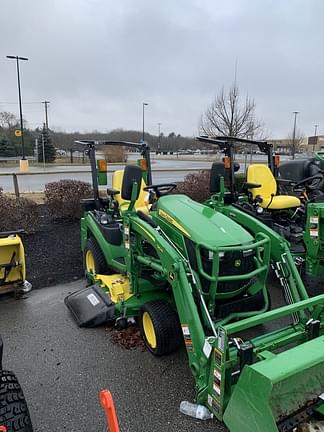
(65, 140, 324, 432)
(198, 135, 324, 279)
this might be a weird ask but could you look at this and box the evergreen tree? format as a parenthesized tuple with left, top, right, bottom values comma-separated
(0, 136, 16, 157)
(38, 124, 56, 162)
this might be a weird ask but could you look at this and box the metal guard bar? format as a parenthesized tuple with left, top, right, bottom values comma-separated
(223, 294, 324, 335)
(195, 233, 270, 283)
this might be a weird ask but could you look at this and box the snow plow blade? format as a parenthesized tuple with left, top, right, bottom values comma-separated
(224, 335, 324, 432)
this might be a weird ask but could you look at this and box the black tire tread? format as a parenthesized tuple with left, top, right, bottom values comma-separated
(140, 300, 183, 356)
(83, 237, 111, 275)
(0, 370, 33, 432)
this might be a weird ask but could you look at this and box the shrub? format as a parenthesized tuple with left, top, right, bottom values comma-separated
(0, 193, 38, 233)
(102, 145, 127, 163)
(45, 179, 93, 220)
(176, 170, 211, 203)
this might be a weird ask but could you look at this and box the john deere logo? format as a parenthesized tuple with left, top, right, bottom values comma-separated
(234, 259, 241, 268)
(168, 272, 175, 281)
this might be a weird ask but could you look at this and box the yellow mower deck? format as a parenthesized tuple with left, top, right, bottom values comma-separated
(0, 235, 26, 294)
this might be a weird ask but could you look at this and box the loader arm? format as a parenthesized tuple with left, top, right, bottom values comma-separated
(124, 211, 213, 394)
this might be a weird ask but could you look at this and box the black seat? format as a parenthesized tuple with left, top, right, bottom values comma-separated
(209, 162, 229, 193)
(278, 159, 313, 182)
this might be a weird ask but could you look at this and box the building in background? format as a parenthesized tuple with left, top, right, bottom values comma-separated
(268, 138, 308, 154)
(308, 135, 324, 151)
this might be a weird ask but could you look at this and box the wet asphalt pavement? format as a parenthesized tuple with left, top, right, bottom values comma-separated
(0, 281, 226, 432)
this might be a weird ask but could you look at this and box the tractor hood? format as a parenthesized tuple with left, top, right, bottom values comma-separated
(155, 194, 253, 247)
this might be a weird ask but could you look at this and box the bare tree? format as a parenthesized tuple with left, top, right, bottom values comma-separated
(200, 83, 263, 138)
(0, 111, 18, 130)
(286, 129, 305, 158)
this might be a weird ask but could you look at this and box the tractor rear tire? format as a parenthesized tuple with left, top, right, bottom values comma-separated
(0, 370, 33, 432)
(83, 237, 111, 275)
(139, 300, 183, 356)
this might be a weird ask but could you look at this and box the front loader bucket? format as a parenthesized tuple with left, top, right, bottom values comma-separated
(224, 335, 324, 432)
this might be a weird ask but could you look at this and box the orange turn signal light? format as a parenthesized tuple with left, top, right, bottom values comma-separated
(274, 154, 280, 167)
(98, 159, 107, 172)
(223, 156, 231, 169)
(138, 158, 148, 170)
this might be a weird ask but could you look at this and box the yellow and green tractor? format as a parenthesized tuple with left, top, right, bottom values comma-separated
(65, 139, 324, 432)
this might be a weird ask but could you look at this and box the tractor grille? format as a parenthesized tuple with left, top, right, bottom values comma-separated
(185, 238, 255, 294)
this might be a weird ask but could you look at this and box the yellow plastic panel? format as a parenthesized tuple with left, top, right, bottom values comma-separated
(96, 274, 132, 303)
(0, 235, 25, 283)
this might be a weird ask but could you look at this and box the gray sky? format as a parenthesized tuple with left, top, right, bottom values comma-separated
(0, 0, 323, 138)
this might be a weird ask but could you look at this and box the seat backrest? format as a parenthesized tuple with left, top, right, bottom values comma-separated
(247, 164, 277, 199)
(209, 162, 227, 193)
(278, 159, 311, 182)
(121, 165, 142, 201)
(112, 168, 149, 213)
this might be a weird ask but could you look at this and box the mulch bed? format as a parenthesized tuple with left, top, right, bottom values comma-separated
(23, 206, 83, 289)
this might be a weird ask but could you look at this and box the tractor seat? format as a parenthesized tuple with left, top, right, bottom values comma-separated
(112, 169, 150, 214)
(247, 164, 301, 210)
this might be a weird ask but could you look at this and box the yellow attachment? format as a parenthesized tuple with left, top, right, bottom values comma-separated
(247, 164, 301, 209)
(142, 312, 157, 349)
(112, 169, 150, 214)
(0, 235, 26, 283)
(85, 250, 95, 273)
(95, 274, 132, 303)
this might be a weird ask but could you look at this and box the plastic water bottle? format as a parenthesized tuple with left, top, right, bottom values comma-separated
(179, 401, 213, 420)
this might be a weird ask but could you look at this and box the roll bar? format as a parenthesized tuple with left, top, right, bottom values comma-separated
(75, 140, 152, 205)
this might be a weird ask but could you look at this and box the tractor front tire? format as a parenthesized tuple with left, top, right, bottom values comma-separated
(83, 237, 111, 275)
(0, 370, 33, 432)
(139, 300, 183, 356)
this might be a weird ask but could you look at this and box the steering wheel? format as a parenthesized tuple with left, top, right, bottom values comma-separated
(143, 183, 177, 197)
(292, 173, 324, 192)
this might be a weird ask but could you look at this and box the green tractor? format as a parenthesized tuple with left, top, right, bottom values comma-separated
(198, 135, 324, 279)
(65, 140, 324, 432)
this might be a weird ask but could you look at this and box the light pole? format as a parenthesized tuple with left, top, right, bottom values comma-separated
(292, 111, 299, 160)
(313, 124, 318, 153)
(6, 55, 29, 172)
(157, 122, 161, 152)
(42, 100, 50, 132)
(142, 102, 148, 142)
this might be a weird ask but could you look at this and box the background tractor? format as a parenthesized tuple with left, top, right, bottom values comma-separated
(198, 135, 324, 278)
(64, 139, 324, 432)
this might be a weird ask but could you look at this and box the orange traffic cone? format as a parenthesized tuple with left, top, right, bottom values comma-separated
(100, 390, 120, 432)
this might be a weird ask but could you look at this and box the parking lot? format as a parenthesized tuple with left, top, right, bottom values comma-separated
(0, 281, 224, 432)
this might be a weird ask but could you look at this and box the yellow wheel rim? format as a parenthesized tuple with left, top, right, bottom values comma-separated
(85, 250, 95, 273)
(142, 312, 157, 349)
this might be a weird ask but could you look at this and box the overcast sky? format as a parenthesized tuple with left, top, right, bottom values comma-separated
(0, 0, 323, 138)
